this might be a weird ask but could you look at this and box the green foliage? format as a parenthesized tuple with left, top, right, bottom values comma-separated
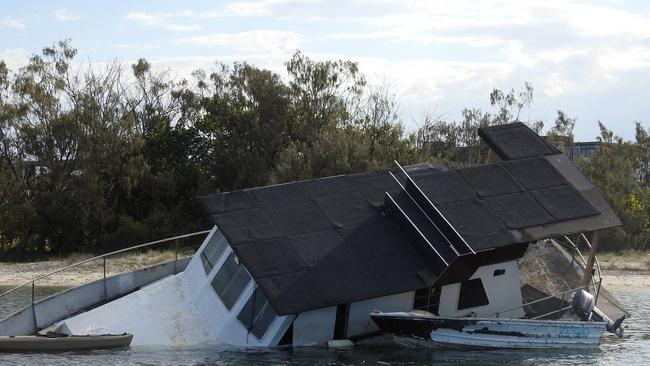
(415, 83, 544, 168)
(0, 42, 648, 258)
(0, 44, 414, 258)
(578, 122, 650, 251)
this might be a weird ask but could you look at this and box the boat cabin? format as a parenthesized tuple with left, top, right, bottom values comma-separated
(56, 122, 622, 347)
(182, 122, 620, 346)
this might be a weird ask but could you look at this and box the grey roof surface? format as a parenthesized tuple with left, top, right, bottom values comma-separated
(198, 123, 621, 315)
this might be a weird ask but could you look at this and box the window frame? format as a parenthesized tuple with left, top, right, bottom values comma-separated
(210, 252, 252, 310)
(237, 287, 277, 339)
(457, 278, 489, 311)
(200, 229, 228, 275)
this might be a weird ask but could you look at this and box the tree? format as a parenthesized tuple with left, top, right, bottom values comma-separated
(285, 50, 366, 144)
(415, 83, 543, 168)
(197, 62, 291, 190)
(0, 41, 150, 254)
(274, 52, 414, 182)
(579, 123, 650, 251)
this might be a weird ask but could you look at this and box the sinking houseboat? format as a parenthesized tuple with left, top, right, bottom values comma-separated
(0, 122, 629, 349)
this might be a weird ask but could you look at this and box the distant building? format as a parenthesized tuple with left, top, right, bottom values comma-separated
(569, 141, 599, 162)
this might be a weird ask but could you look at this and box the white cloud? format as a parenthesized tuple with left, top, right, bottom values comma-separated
(0, 48, 28, 69)
(174, 30, 304, 56)
(113, 42, 160, 51)
(126, 11, 201, 32)
(221, 0, 295, 17)
(2, 17, 26, 29)
(15, 0, 650, 139)
(54, 9, 80, 21)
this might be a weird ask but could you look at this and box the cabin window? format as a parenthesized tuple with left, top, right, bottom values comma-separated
(211, 252, 251, 310)
(493, 269, 506, 276)
(237, 287, 277, 339)
(457, 279, 489, 310)
(201, 230, 228, 274)
(413, 287, 440, 314)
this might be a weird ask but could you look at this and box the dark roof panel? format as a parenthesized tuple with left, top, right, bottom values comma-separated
(288, 230, 355, 268)
(235, 238, 306, 278)
(478, 122, 560, 160)
(464, 230, 520, 252)
(198, 124, 621, 315)
(503, 157, 567, 190)
(251, 183, 306, 207)
(458, 164, 523, 198)
(263, 200, 331, 236)
(351, 174, 402, 207)
(314, 193, 376, 229)
(438, 199, 505, 237)
(413, 171, 477, 205)
(532, 185, 600, 221)
(336, 215, 411, 259)
(484, 192, 554, 229)
(299, 176, 356, 199)
(210, 208, 281, 245)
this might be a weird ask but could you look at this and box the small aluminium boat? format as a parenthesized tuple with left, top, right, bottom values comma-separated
(0, 333, 133, 352)
(371, 311, 606, 349)
(371, 288, 625, 349)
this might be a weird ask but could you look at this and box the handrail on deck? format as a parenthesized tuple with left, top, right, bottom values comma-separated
(0, 229, 212, 302)
(561, 234, 602, 283)
(560, 235, 602, 304)
(578, 232, 603, 283)
(487, 281, 598, 319)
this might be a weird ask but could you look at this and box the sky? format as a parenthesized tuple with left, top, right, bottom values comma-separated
(2, 0, 650, 141)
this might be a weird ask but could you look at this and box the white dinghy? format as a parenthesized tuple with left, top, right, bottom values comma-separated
(0, 333, 133, 352)
(372, 284, 625, 349)
(371, 312, 606, 349)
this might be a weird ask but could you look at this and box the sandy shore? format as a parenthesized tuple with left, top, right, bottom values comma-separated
(1, 258, 648, 292)
(600, 270, 650, 292)
(0, 250, 193, 288)
(0, 260, 106, 287)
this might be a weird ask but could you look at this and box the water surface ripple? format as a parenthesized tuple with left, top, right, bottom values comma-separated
(0, 288, 645, 365)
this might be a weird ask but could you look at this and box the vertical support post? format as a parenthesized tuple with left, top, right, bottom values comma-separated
(595, 279, 602, 306)
(31, 281, 37, 332)
(582, 231, 601, 287)
(174, 239, 179, 274)
(103, 257, 108, 299)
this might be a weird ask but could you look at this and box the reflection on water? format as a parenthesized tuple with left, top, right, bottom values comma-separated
(0, 288, 646, 366)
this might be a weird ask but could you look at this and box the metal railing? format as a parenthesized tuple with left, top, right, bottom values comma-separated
(488, 281, 599, 319)
(560, 234, 602, 304)
(0, 230, 211, 308)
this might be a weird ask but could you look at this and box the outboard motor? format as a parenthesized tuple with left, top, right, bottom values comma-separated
(572, 289, 625, 337)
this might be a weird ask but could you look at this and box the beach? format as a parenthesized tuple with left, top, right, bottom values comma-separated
(0, 250, 191, 288)
(0, 257, 648, 291)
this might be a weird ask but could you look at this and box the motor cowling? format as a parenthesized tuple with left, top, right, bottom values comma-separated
(572, 289, 625, 337)
(572, 289, 595, 320)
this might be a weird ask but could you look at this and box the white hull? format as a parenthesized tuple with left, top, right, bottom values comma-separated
(371, 312, 606, 349)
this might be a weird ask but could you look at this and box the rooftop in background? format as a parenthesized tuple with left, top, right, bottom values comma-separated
(198, 122, 621, 316)
(569, 141, 599, 162)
